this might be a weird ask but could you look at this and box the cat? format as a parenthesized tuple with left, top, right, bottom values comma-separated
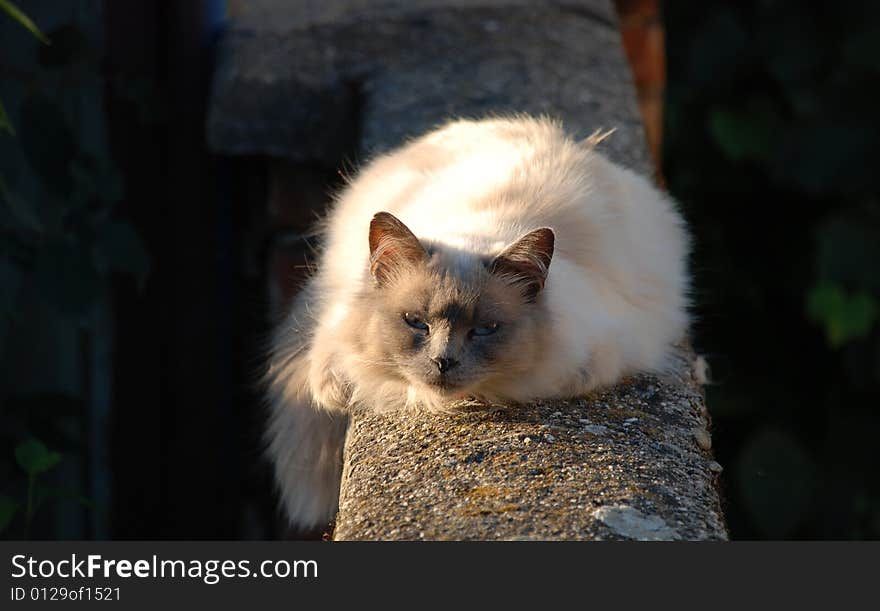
(265, 116, 690, 529)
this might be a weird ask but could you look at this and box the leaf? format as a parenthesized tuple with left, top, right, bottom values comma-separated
(0, 0, 50, 44)
(19, 94, 77, 197)
(708, 108, 776, 162)
(736, 428, 817, 538)
(806, 282, 878, 348)
(0, 99, 13, 135)
(92, 220, 151, 288)
(0, 495, 19, 533)
(14, 438, 61, 476)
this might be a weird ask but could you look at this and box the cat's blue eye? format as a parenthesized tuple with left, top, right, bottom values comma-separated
(471, 323, 500, 337)
(403, 312, 429, 332)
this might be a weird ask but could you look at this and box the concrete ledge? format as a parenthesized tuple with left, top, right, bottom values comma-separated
(335, 348, 726, 540)
(207, 0, 650, 173)
(226, 0, 617, 32)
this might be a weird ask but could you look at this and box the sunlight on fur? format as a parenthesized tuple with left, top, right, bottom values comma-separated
(265, 116, 691, 529)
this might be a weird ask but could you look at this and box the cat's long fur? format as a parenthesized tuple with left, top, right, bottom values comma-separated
(266, 116, 690, 529)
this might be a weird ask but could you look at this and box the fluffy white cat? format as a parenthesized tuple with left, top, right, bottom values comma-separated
(266, 116, 690, 529)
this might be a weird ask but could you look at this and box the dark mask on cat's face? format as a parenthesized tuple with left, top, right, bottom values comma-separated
(358, 212, 554, 397)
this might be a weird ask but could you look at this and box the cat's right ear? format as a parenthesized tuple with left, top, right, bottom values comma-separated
(369, 212, 428, 286)
(490, 227, 555, 302)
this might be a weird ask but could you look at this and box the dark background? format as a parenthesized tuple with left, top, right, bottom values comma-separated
(1, 0, 878, 540)
(664, 1, 880, 539)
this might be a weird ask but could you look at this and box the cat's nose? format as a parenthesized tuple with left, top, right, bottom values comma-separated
(431, 357, 459, 373)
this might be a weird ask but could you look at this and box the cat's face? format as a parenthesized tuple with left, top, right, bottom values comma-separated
(370, 267, 533, 394)
(355, 212, 554, 399)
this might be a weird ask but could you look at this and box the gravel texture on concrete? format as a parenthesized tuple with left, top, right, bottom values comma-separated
(334, 347, 727, 540)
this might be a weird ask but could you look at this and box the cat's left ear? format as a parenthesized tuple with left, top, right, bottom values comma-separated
(369, 212, 428, 285)
(490, 228, 555, 302)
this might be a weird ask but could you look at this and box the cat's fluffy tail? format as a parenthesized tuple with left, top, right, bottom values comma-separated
(265, 293, 349, 531)
(265, 384, 349, 530)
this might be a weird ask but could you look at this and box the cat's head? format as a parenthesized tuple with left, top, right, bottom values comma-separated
(353, 211, 554, 401)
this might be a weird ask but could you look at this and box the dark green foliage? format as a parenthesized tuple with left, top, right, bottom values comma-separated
(14, 438, 61, 476)
(1, 7, 150, 538)
(1, 437, 90, 537)
(0, 0, 49, 44)
(664, 0, 880, 538)
(0, 18, 151, 318)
